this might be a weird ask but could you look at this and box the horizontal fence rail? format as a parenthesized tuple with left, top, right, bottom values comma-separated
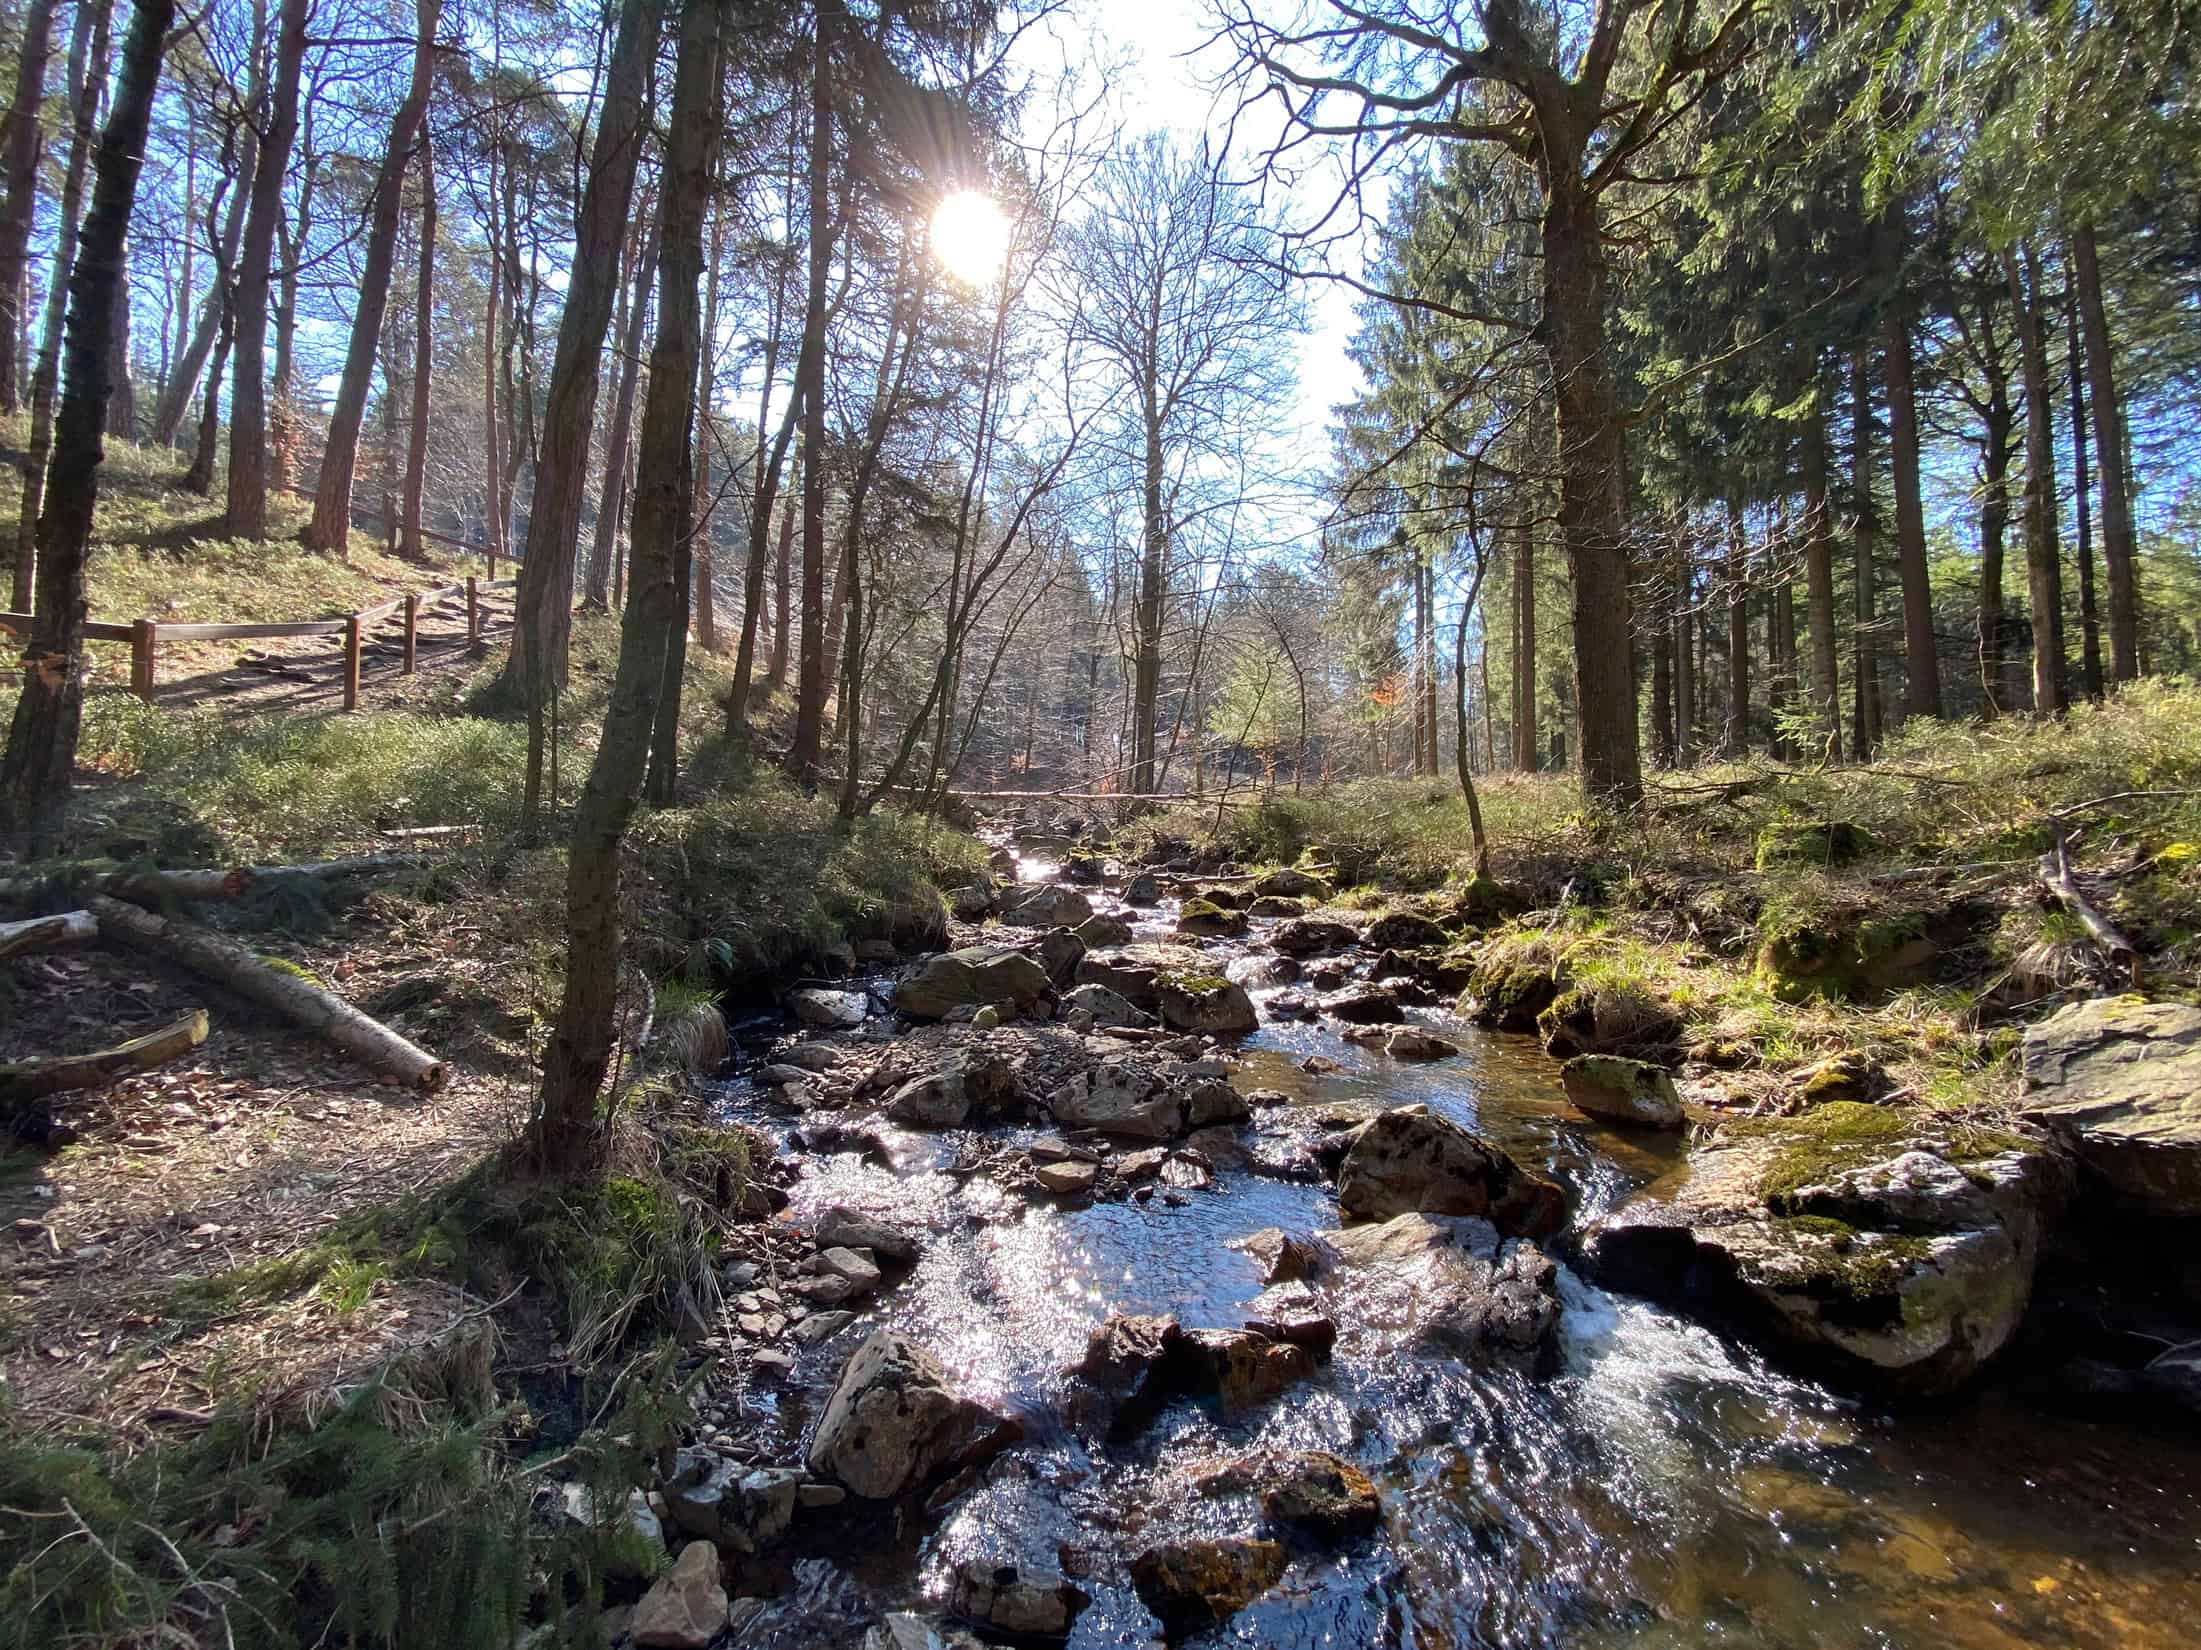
(1, 575, 518, 708)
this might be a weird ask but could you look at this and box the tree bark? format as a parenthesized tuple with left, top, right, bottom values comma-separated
(2065, 277, 2102, 701)
(1673, 549, 1694, 766)
(0, 0, 57, 416)
(305, 0, 439, 553)
(692, 195, 724, 652)
(2071, 223, 2138, 680)
(1130, 404, 1165, 794)
(504, 0, 652, 824)
(787, 1, 835, 783)
(1511, 516, 1536, 770)
(531, 0, 721, 1177)
(765, 487, 793, 690)
(11, 0, 106, 613)
(399, 135, 436, 561)
(1724, 499, 1749, 753)
(1884, 300, 1941, 720)
(585, 196, 657, 608)
(2005, 242, 2067, 716)
(1, 1009, 208, 1107)
(1976, 338, 2014, 716)
(223, 0, 306, 540)
(1848, 346, 1881, 755)
(1802, 391, 1842, 761)
(1542, 184, 1641, 803)
(105, 232, 134, 436)
(151, 97, 253, 446)
(0, 0, 173, 850)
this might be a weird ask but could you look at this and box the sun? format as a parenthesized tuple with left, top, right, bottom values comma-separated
(931, 190, 1012, 286)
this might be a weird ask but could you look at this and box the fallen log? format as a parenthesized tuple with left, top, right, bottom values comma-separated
(2039, 822, 2140, 987)
(86, 895, 448, 1091)
(0, 910, 98, 961)
(0, 1010, 210, 1106)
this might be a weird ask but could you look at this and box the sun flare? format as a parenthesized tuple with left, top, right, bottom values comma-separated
(931, 189, 1012, 285)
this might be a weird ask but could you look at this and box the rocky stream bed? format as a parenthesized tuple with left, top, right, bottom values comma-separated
(591, 836, 2201, 1650)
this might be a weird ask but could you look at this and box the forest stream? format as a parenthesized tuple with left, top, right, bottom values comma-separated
(697, 842, 2201, 1650)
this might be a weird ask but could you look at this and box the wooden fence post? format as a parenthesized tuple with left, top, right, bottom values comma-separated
(402, 593, 418, 675)
(130, 619, 156, 701)
(343, 615, 362, 711)
(467, 576, 480, 648)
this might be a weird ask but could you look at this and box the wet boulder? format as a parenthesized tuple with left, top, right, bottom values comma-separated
(1064, 1313, 1182, 1440)
(886, 1051, 1017, 1129)
(867, 1616, 988, 1650)
(1002, 885, 1095, 928)
(1197, 1450, 1381, 1545)
(1560, 1054, 1685, 1129)
(1253, 867, 1331, 899)
(815, 1207, 922, 1264)
(806, 1332, 1020, 1499)
(1075, 943, 1208, 1009)
(895, 947, 1052, 1020)
(1130, 1537, 1286, 1638)
(1794, 1049, 1889, 1105)
(1581, 1126, 2057, 1395)
(949, 882, 999, 922)
(1155, 973, 1258, 1035)
(1536, 984, 1683, 1062)
(1239, 1280, 1336, 1353)
(1364, 909, 1449, 951)
(1321, 1212, 1560, 1372)
(1074, 912, 1135, 949)
(1176, 1328, 1317, 1408)
(1229, 1226, 1334, 1285)
(662, 1451, 801, 1554)
(789, 987, 867, 1028)
(1019, 926, 1087, 986)
(1385, 1026, 1460, 1061)
(1246, 894, 1305, 919)
(1062, 982, 1145, 1028)
(1271, 916, 1359, 957)
(947, 1557, 1090, 1641)
(1048, 1057, 1249, 1140)
(1124, 873, 1162, 906)
(631, 1541, 729, 1650)
(1319, 986, 1404, 1025)
(2020, 997, 2201, 1216)
(1176, 898, 1250, 938)
(1333, 1108, 1567, 1238)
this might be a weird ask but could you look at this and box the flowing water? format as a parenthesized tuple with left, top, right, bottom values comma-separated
(711, 855, 2201, 1648)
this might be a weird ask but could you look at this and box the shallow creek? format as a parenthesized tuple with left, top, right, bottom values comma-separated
(708, 853, 2201, 1649)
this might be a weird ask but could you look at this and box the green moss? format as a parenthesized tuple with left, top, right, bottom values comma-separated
(1769, 1215, 1933, 1300)
(1754, 819, 1885, 872)
(1734, 1102, 1914, 1201)
(1162, 971, 1232, 995)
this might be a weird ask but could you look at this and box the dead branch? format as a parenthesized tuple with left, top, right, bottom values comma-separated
(0, 910, 98, 961)
(2038, 821, 2140, 987)
(86, 896, 448, 1091)
(0, 1011, 210, 1107)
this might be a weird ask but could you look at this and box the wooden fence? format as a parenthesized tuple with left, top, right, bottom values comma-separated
(0, 575, 517, 709)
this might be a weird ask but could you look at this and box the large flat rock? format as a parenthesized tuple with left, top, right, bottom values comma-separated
(2021, 997, 2201, 1216)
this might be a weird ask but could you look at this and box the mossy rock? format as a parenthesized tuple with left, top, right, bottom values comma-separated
(1536, 984, 1683, 1061)
(1176, 898, 1249, 939)
(1795, 1050, 1888, 1105)
(1460, 962, 1563, 1032)
(1756, 912, 1938, 1004)
(1755, 819, 1885, 872)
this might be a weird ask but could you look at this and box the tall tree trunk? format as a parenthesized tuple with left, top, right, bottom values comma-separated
(1724, 499, 1749, 753)
(105, 233, 134, 435)
(2071, 223, 2137, 680)
(1849, 346, 1881, 756)
(1885, 301, 1942, 720)
(1511, 518, 1536, 769)
(268, 139, 313, 493)
(2006, 242, 2067, 716)
(1, 0, 170, 849)
(152, 114, 254, 443)
(0, 0, 57, 416)
(224, 0, 306, 540)
(169, 105, 194, 406)
(305, 0, 439, 552)
(181, 303, 230, 493)
(2066, 279, 2103, 701)
(529, 0, 721, 1179)
(481, 137, 503, 564)
(13, 0, 108, 606)
(1649, 564, 1673, 768)
(787, 1, 835, 783)
(1541, 185, 1641, 803)
(692, 198, 724, 653)
(1673, 550, 1694, 767)
(399, 135, 435, 560)
(586, 197, 656, 607)
(1977, 344, 2014, 716)
(505, 0, 652, 823)
(1802, 392, 1843, 761)
(765, 487, 793, 691)
(1130, 405, 1166, 793)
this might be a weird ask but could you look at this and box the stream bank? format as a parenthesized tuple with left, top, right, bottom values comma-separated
(614, 832, 2201, 1650)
